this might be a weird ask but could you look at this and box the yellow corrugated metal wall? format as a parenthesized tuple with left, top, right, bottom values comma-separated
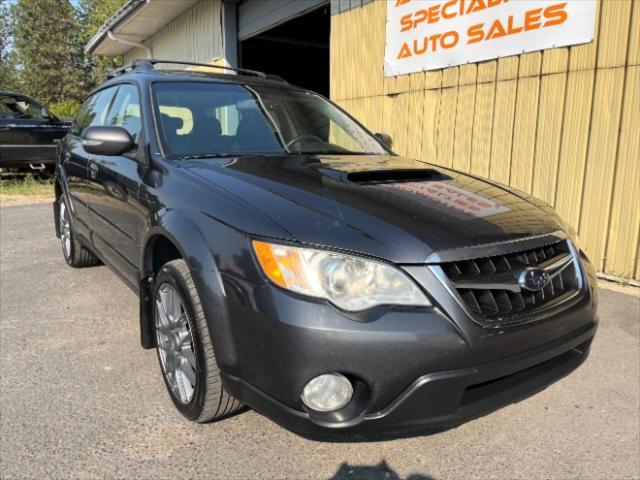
(330, 0, 640, 280)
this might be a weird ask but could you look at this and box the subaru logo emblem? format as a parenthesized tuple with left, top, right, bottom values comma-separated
(519, 267, 550, 291)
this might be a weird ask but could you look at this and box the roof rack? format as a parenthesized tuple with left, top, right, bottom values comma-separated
(106, 59, 271, 80)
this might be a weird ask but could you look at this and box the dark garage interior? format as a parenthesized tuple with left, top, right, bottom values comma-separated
(239, 5, 330, 97)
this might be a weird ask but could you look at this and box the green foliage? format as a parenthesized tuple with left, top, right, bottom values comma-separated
(77, 0, 127, 88)
(0, 0, 17, 90)
(0, 174, 54, 198)
(0, 54, 18, 91)
(0, 0, 9, 56)
(10, 0, 84, 104)
(1, 0, 126, 106)
(6, 0, 127, 103)
(78, 0, 127, 43)
(48, 100, 80, 119)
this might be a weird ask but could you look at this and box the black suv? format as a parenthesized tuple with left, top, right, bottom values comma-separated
(54, 60, 598, 436)
(0, 91, 69, 175)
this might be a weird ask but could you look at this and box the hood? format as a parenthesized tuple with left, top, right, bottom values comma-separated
(182, 155, 565, 263)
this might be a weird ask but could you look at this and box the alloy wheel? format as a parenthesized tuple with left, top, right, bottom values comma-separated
(59, 201, 71, 260)
(155, 283, 197, 404)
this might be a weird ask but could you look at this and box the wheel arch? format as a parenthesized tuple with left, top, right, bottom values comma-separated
(54, 178, 62, 200)
(138, 212, 229, 358)
(53, 164, 74, 238)
(53, 176, 64, 238)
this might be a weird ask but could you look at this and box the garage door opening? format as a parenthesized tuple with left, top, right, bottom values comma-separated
(239, 5, 330, 97)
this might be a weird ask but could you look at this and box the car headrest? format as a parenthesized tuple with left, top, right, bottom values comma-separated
(210, 116, 222, 136)
(160, 114, 184, 134)
(191, 112, 222, 136)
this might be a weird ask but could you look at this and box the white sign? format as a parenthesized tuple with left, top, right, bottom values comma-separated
(384, 0, 596, 76)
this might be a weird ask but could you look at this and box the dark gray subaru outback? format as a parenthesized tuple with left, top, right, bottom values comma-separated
(54, 60, 598, 437)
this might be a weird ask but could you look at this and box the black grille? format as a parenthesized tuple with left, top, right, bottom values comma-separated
(441, 240, 580, 326)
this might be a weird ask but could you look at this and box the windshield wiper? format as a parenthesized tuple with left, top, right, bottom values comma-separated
(287, 150, 377, 156)
(175, 152, 290, 160)
(174, 153, 236, 160)
(175, 151, 380, 160)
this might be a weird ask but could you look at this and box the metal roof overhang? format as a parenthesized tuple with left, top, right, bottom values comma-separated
(85, 0, 200, 56)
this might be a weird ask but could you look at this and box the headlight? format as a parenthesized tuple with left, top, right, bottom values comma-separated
(252, 240, 431, 311)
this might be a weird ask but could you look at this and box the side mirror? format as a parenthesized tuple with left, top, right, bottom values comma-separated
(82, 126, 134, 156)
(374, 132, 393, 150)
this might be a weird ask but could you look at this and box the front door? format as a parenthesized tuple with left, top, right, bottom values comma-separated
(63, 87, 118, 227)
(85, 84, 146, 287)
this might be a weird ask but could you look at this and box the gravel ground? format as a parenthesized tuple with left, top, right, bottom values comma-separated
(1, 203, 639, 480)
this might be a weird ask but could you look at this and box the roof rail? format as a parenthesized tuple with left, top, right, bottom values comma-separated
(106, 63, 138, 79)
(107, 58, 273, 80)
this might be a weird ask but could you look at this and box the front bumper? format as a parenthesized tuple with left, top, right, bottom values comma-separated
(205, 255, 598, 437)
(221, 320, 595, 436)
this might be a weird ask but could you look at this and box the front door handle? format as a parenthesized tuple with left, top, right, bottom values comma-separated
(89, 162, 99, 180)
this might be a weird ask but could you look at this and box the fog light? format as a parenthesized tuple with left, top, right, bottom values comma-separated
(301, 373, 353, 412)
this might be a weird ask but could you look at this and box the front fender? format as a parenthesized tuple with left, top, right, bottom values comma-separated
(140, 210, 239, 368)
(142, 211, 220, 275)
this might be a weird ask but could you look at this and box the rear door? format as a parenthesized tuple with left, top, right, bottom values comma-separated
(84, 83, 146, 285)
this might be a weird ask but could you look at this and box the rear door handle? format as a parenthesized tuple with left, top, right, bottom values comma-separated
(0, 127, 9, 131)
(89, 162, 99, 180)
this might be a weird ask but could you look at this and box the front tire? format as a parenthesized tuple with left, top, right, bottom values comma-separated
(153, 259, 241, 422)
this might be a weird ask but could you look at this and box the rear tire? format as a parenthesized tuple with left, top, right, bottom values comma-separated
(58, 196, 99, 268)
(153, 259, 242, 422)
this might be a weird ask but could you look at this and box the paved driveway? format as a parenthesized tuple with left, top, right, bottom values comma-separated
(1, 203, 639, 480)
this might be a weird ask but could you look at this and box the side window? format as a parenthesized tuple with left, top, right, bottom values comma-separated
(70, 96, 96, 136)
(105, 84, 142, 143)
(87, 87, 118, 129)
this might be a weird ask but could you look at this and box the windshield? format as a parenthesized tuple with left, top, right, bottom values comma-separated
(0, 95, 49, 121)
(152, 82, 386, 158)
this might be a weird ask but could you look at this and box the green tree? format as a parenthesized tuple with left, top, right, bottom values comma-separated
(77, 0, 127, 88)
(0, 0, 9, 58)
(10, 0, 83, 104)
(0, 0, 17, 89)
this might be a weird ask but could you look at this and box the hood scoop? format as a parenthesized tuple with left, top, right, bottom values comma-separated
(347, 168, 451, 185)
